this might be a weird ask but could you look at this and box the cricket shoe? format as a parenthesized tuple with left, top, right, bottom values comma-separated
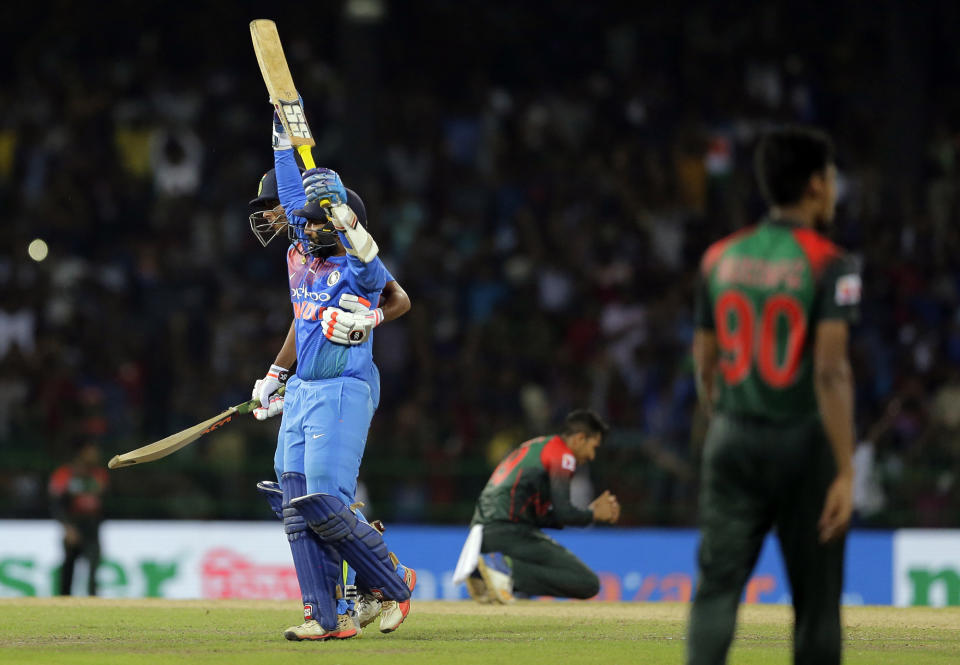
(283, 614, 360, 641)
(355, 592, 382, 628)
(477, 552, 514, 604)
(378, 552, 417, 633)
(465, 568, 491, 604)
(347, 610, 363, 636)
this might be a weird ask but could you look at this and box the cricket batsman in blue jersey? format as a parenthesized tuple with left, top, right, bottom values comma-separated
(249, 113, 416, 641)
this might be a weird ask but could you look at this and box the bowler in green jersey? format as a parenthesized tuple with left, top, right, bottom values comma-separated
(687, 126, 860, 665)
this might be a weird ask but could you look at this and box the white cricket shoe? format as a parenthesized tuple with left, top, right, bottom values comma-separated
(283, 614, 360, 641)
(379, 552, 417, 633)
(355, 592, 382, 628)
(477, 553, 515, 604)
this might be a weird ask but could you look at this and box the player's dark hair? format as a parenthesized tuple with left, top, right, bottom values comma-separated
(562, 409, 610, 439)
(754, 126, 835, 206)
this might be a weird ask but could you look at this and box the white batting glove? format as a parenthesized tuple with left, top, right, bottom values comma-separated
(327, 203, 378, 263)
(321, 294, 383, 345)
(252, 364, 288, 420)
(253, 393, 285, 421)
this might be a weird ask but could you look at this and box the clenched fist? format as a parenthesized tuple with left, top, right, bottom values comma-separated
(589, 490, 621, 524)
(321, 294, 383, 346)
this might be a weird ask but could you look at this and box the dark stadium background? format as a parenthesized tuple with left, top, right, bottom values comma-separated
(1, 0, 959, 527)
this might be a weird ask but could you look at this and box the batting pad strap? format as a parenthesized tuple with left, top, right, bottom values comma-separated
(256, 480, 283, 520)
(292, 493, 411, 602)
(281, 472, 309, 537)
(344, 584, 358, 603)
(329, 204, 378, 263)
(280, 471, 307, 498)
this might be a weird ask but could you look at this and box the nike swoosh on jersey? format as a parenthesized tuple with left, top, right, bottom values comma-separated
(312, 433, 325, 439)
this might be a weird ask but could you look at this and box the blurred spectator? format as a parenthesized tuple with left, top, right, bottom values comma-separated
(1, 2, 959, 527)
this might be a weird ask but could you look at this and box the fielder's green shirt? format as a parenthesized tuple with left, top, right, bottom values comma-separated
(694, 218, 860, 421)
(472, 435, 593, 528)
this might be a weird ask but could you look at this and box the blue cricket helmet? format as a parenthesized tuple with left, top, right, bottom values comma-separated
(289, 188, 367, 258)
(287, 189, 367, 258)
(248, 169, 279, 211)
(249, 169, 286, 247)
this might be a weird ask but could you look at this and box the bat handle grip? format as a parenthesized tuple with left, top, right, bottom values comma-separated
(239, 383, 288, 415)
(297, 145, 316, 170)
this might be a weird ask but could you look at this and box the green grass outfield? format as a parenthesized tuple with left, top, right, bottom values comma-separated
(1, 598, 959, 665)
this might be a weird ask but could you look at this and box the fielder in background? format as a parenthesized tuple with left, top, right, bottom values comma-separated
(248, 111, 415, 642)
(455, 409, 620, 603)
(49, 440, 108, 596)
(686, 126, 859, 665)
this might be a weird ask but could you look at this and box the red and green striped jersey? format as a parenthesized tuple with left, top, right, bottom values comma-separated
(471, 435, 593, 528)
(48, 464, 108, 529)
(694, 218, 860, 421)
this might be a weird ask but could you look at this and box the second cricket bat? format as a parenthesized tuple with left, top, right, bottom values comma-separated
(250, 18, 316, 169)
(108, 386, 285, 469)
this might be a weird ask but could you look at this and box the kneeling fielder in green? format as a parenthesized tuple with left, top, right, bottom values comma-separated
(461, 409, 620, 603)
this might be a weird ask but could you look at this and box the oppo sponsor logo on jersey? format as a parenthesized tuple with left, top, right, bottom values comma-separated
(290, 286, 332, 302)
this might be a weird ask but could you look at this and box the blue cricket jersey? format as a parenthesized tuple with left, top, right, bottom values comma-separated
(274, 149, 391, 405)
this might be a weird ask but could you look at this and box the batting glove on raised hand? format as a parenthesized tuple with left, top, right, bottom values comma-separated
(302, 167, 347, 206)
(272, 111, 291, 151)
(321, 293, 383, 345)
(252, 364, 288, 421)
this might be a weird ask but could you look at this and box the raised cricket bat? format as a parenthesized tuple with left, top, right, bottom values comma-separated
(250, 18, 317, 170)
(108, 386, 286, 469)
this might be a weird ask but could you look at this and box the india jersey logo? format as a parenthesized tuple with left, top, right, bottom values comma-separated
(327, 270, 341, 287)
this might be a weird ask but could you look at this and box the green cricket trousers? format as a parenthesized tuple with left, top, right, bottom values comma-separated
(686, 412, 846, 665)
(481, 522, 600, 599)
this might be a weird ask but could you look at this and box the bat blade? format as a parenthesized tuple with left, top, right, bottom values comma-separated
(108, 404, 242, 469)
(107, 388, 279, 469)
(250, 18, 315, 150)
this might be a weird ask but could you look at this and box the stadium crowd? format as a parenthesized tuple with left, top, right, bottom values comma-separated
(1, 2, 959, 527)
